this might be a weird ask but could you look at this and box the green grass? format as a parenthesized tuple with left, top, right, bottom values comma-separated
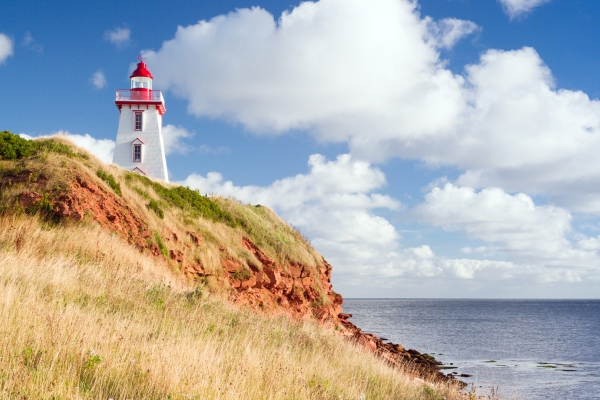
(154, 231, 169, 259)
(147, 199, 164, 219)
(231, 269, 252, 281)
(216, 201, 322, 270)
(126, 172, 236, 227)
(1, 130, 89, 160)
(0, 130, 33, 159)
(96, 168, 122, 196)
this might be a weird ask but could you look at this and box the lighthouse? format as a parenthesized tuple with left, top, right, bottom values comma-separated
(112, 58, 168, 182)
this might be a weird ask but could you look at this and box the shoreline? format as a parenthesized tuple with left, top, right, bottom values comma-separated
(337, 312, 466, 386)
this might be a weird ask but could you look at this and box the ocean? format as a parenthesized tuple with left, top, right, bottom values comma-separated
(342, 299, 600, 399)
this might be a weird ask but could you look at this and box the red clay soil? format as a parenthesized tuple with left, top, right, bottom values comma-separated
(14, 170, 459, 384)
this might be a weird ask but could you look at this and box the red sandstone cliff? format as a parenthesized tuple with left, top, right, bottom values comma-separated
(8, 165, 454, 383)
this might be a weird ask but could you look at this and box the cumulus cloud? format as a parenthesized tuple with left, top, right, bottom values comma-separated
(498, 0, 551, 19)
(162, 124, 193, 155)
(179, 155, 599, 295)
(414, 184, 600, 276)
(104, 27, 131, 47)
(180, 155, 450, 289)
(90, 70, 107, 89)
(445, 48, 600, 212)
(0, 33, 14, 64)
(20, 132, 115, 165)
(134, 0, 600, 295)
(141, 1, 600, 213)
(344, 46, 600, 214)
(143, 0, 469, 137)
(425, 17, 479, 49)
(182, 153, 401, 244)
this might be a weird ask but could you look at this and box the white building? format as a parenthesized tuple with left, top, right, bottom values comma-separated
(112, 59, 168, 182)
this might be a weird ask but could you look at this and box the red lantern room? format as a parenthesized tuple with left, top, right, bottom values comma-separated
(130, 58, 154, 100)
(115, 57, 165, 115)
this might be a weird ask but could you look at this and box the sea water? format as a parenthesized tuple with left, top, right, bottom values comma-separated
(342, 299, 600, 399)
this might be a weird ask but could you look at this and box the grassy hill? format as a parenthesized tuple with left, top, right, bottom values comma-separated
(0, 131, 466, 399)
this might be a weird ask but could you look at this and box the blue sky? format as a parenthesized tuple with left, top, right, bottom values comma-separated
(2, 0, 600, 298)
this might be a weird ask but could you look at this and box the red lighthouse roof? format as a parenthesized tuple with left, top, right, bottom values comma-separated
(130, 59, 153, 79)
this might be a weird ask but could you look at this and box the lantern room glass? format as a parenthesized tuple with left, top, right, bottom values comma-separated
(131, 77, 152, 90)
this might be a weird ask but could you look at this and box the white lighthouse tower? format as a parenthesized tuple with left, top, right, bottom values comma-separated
(113, 58, 168, 182)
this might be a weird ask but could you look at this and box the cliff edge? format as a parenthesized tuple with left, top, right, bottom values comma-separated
(0, 131, 455, 384)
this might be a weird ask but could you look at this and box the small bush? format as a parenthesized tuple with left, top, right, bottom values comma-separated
(147, 199, 164, 219)
(310, 295, 327, 309)
(127, 173, 236, 227)
(0, 131, 88, 160)
(24, 193, 55, 220)
(133, 186, 150, 199)
(0, 131, 33, 159)
(96, 169, 122, 196)
(232, 269, 251, 281)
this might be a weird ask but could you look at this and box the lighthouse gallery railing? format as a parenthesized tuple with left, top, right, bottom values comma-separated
(115, 90, 164, 103)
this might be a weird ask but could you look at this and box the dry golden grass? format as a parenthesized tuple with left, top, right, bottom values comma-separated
(0, 137, 329, 290)
(0, 213, 467, 399)
(0, 136, 474, 398)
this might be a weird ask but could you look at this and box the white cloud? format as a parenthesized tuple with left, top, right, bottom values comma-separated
(20, 132, 115, 165)
(162, 124, 193, 155)
(0, 33, 14, 64)
(90, 70, 107, 89)
(104, 27, 131, 47)
(21, 32, 43, 52)
(425, 17, 479, 49)
(141, 2, 600, 213)
(498, 0, 551, 19)
(180, 155, 600, 295)
(132, 0, 600, 295)
(143, 0, 469, 137)
(182, 153, 401, 244)
(461, 246, 487, 254)
(414, 184, 600, 275)
(348, 45, 600, 210)
(445, 48, 600, 212)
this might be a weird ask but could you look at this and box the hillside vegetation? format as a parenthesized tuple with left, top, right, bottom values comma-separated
(0, 131, 466, 399)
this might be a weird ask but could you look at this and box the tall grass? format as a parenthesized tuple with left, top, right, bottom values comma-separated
(0, 134, 473, 398)
(0, 213, 465, 399)
(0, 135, 324, 282)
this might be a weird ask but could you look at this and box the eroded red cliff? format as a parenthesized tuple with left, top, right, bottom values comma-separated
(13, 168, 454, 383)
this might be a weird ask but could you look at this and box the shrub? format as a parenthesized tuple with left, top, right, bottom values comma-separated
(127, 173, 236, 227)
(0, 131, 33, 159)
(96, 169, 122, 196)
(0, 131, 89, 160)
(232, 269, 251, 281)
(147, 199, 164, 219)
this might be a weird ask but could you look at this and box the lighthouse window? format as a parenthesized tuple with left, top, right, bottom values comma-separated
(131, 78, 152, 90)
(133, 144, 142, 163)
(134, 112, 143, 131)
